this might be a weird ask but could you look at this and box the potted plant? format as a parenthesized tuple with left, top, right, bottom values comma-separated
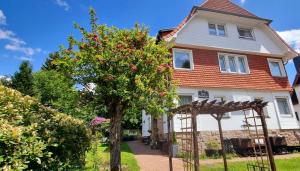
(205, 141, 221, 158)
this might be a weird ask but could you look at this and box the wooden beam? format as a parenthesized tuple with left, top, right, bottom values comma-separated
(191, 109, 200, 171)
(216, 114, 228, 171)
(254, 107, 276, 171)
(167, 115, 173, 171)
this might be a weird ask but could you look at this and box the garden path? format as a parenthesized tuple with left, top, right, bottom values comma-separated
(127, 141, 184, 171)
(128, 140, 300, 171)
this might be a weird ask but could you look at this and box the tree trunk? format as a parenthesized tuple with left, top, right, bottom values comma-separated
(109, 102, 123, 171)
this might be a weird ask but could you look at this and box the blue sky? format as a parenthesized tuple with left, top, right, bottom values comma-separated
(0, 0, 299, 83)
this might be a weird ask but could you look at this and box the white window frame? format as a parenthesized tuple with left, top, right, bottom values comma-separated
(178, 94, 194, 107)
(214, 96, 231, 118)
(218, 53, 250, 74)
(237, 27, 255, 40)
(172, 48, 194, 70)
(267, 58, 286, 77)
(275, 96, 293, 117)
(208, 23, 227, 37)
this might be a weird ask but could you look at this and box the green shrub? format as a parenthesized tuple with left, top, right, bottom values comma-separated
(0, 85, 92, 170)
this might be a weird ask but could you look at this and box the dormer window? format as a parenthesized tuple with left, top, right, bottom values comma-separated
(237, 27, 254, 40)
(209, 23, 226, 36)
(173, 48, 194, 70)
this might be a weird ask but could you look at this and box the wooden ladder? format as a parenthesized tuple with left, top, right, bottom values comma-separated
(243, 109, 271, 171)
(179, 113, 194, 171)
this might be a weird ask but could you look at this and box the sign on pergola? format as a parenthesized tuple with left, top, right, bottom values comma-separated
(167, 99, 276, 171)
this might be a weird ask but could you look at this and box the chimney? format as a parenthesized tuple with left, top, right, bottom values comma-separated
(293, 56, 300, 73)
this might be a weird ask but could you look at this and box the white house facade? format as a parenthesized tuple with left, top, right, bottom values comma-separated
(142, 0, 300, 145)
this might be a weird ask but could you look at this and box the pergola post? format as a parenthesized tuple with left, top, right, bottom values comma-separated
(216, 115, 228, 171)
(254, 107, 276, 171)
(191, 109, 200, 171)
(167, 114, 173, 171)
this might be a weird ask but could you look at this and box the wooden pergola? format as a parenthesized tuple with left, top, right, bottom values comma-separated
(167, 99, 276, 171)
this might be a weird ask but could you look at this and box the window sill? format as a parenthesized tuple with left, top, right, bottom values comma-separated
(220, 71, 250, 75)
(174, 68, 194, 71)
(272, 75, 287, 78)
(280, 114, 293, 118)
(209, 34, 227, 37)
(239, 37, 255, 41)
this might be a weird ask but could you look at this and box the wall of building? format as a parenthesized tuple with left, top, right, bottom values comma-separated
(175, 129, 300, 153)
(173, 47, 291, 91)
(164, 87, 299, 133)
(175, 14, 286, 56)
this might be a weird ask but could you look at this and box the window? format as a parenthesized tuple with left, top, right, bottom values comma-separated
(228, 56, 237, 72)
(219, 55, 226, 72)
(214, 96, 230, 118)
(178, 96, 193, 106)
(238, 57, 247, 73)
(173, 49, 194, 70)
(237, 27, 254, 40)
(218, 53, 249, 74)
(276, 98, 291, 116)
(209, 23, 226, 36)
(267, 59, 286, 77)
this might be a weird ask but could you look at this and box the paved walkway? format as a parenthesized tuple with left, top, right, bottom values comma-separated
(128, 140, 300, 171)
(127, 141, 184, 171)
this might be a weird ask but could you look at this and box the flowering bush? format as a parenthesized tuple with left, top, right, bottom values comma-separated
(90, 116, 107, 126)
(0, 85, 92, 170)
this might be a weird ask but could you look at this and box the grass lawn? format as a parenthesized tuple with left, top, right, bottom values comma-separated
(201, 157, 300, 171)
(85, 142, 140, 171)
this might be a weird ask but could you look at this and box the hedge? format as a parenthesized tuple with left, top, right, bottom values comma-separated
(0, 85, 92, 170)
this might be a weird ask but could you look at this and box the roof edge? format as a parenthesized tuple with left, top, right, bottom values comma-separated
(195, 6, 272, 24)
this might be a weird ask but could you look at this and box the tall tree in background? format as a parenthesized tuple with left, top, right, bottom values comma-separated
(33, 71, 78, 112)
(41, 52, 60, 71)
(11, 61, 34, 96)
(54, 8, 176, 171)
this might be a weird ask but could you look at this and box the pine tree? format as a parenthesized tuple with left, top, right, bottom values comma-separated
(11, 61, 34, 96)
(41, 52, 60, 71)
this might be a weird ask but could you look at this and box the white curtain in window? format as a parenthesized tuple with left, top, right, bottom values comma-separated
(276, 98, 291, 115)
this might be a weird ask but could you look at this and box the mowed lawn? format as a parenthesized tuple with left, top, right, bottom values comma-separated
(201, 157, 300, 171)
(85, 142, 140, 171)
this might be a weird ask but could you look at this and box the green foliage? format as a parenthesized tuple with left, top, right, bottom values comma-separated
(33, 70, 78, 113)
(0, 85, 92, 170)
(11, 61, 34, 96)
(85, 142, 140, 171)
(205, 141, 221, 150)
(0, 76, 12, 87)
(53, 8, 177, 118)
(41, 52, 61, 71)
(200, 157, 300, 171)
(33, 70, 97, 121)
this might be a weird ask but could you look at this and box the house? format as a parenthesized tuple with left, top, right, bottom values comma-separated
(142, 0, 300, 147)
(291, 56, 300, 122)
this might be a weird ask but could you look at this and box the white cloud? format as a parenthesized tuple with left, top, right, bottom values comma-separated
(240, 0, 246, 4)
(277, 29, 300, 53)
(0, 28, 41, 56)
(4, 43, 40, 56)
(0, 10, 6, 25)
(55, 0, 70, 11)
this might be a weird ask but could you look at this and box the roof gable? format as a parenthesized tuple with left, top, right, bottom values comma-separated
(159, 0, 270, 40)
(199, 0, 257, 19)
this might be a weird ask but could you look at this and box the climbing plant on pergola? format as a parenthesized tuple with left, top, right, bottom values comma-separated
(168, 99, 276, 171)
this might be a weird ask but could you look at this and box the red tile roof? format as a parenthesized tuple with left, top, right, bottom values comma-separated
(160, 0, 270, 40)
(199, 0, 258, 18)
